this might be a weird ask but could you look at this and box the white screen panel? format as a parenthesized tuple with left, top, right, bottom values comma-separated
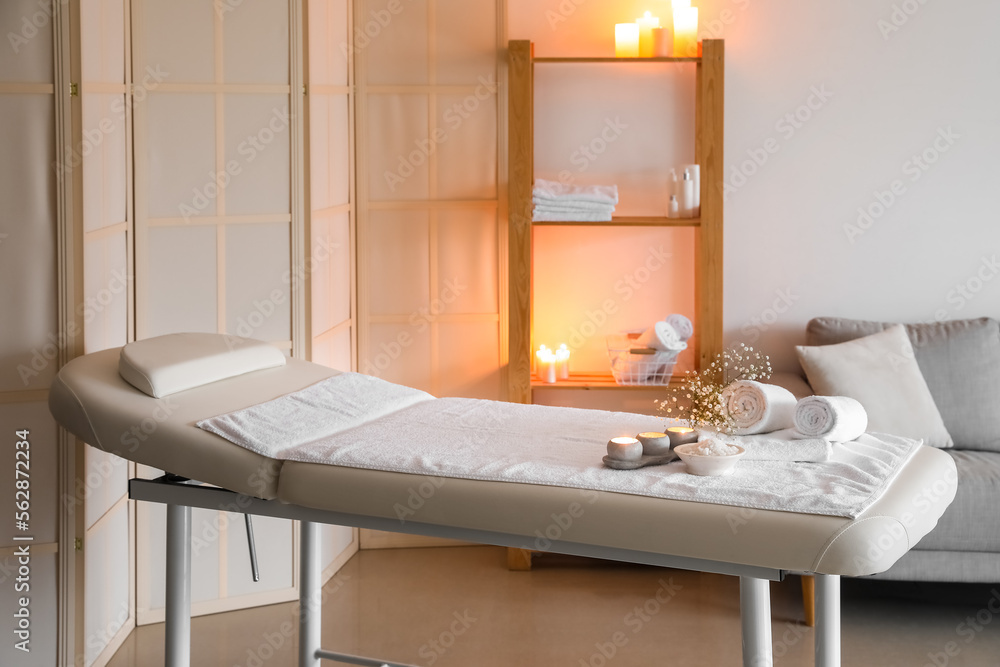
(82, 93, 128, 233)
(368, 211, 429, 315)
(83, 232, 129, 354)
(308, 0, 349, 87)
(321, 525, 354, 571)
(313, 327, 352, 371)
(145, 93, 217, 219)
(366, 94, 430, 201)
(433, 0, 496, 85)
(0, 403, 59, 546)
(532, 226, 697, 375)
(436, 322, 500, 399)
(84, 503, 131, 666)
(83, 446, 129, 531)
(0, 552, 57, 665)
(80, 0, 126, 84)
(0, 0, 53, 83)
(226, 514, 293, 598)
(146, 225, 218, 337)
(362, 0, 429, 86)
(223, 94, 291, 216)
(365, 323, 431, 390)
(0, 94, 57, 393)
(145, 505, 223, 610)
(435, 210, 497, 314)
(141, 0, 215, 84)
(223, 0, 290, 85)
(311, 211, 352, 334)
(434, 92, 497, 200)
(225, 222, 291, 342)
(309, 94, 351, 210)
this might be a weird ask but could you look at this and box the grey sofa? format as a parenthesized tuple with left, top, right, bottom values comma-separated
(797, 316, 1000, 583)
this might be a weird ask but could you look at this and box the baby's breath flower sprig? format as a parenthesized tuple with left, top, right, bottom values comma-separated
(656, 343, 772, 432)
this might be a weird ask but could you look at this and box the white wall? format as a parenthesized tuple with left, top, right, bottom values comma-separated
(511, 0, 1000, 372)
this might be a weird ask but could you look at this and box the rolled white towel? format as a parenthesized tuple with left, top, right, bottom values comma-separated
(532, 178, 619, 205)
(664, 314, 693, 342)
(703, 429, 833, 462)
(636, 321, 686, 352)
(720, 380, 798, 435)
(794, 395, 868, 442)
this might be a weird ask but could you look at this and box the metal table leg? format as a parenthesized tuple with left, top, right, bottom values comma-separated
(815, 574, 841, 667)
(300, 520, 321, 667)
(165, 504, 192, 667)
(741, 576, 773, 667)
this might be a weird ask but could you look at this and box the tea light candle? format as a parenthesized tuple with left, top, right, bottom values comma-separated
(667, 426, 698, 446)
(607, 436, 643, 461)
(555, 344, 570, 379)
(636, 431, 671, 455)
(673, 5, 698, 58)
(636, 11, 660, 58)
(615, 23, 640, 58)
(652, 27, 672, 57)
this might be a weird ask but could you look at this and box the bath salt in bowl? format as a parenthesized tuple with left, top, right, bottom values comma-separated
(674, 439, 746, 477)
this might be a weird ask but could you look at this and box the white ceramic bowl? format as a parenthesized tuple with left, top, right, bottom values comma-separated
(673, 443, 746, 476)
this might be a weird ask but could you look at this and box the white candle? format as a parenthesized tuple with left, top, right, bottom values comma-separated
(615, 23, 640, 58)
(673, 6, 698, 58)
(555, 344, 570, 379)
(652, 26, 672, 57)
(536, 346, 557, 383)
(667, 426, 698, 446)
(607, 436, 643, 461)
(636, 431, 671, 455)
(636, 11, 660, 58)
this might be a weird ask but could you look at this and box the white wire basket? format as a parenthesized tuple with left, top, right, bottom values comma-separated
(606, 334, 681, 386)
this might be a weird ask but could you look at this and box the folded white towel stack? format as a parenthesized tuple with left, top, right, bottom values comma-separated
(665, 313, 693, 342)
(794, 395, 869, 442)
(702, 429, 833, 463)
(720, 380, 798, 436)
(532, 178, 618, 222)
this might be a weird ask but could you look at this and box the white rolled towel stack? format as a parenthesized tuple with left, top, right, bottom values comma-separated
(720, 380, 798, 436)
(665, 314, 693, 342)
(532, 178, 618, 222)
(637, 321, 687, 352)
(794, 395, 868, 442)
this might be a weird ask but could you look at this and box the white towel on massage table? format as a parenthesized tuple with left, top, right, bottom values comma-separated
(701, 429, 833, 462)
(721, 380, 798, 435)
(794, 395, 869, 442)
(198, 373, 921, 519)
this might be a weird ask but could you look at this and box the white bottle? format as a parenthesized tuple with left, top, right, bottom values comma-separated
(667, 195, 679, 219)
(665, 169, 678, 217)
(681, 169, 696, 218)
(682, 164, 701, 216)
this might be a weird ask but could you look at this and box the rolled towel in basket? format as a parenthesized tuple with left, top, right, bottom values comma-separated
(704, 429, 833, 462)
(794, 395, 868, 442)
(665, 314, 693, 342)
(720, 380, 798, 435)
(637, 321, 686, 351)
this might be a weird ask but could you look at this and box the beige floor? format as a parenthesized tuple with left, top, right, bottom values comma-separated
(108, 546, 1000, 667)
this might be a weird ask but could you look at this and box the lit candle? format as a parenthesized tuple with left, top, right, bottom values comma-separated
(667, 426, 698, 446)
(607, 436, 643, 461)
(636, 431, 671, 455)
(536, 346, 557, 383)
(636, 11, 660, 58)
(652, 26, 672, 57)
(615, 23, 640, 58)
(555, 344, 570, 379)
(673, 6, 698, 58)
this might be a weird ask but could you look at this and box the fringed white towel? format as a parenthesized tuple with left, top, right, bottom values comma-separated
(532, 208, 613, 222)
(795, 395, 869, 442)
(703, 429, 833, 462)
(532, 178, 619, 205)
(721, 380, 798, 435)
(532, 198, 616, 212)
(198, 374, 921, 519)
(665, 313, 693, 342)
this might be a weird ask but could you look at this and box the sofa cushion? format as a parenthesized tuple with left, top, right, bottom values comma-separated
(913, 450, 1000, 553)
(807, 317, 1000, 452)
(796, 325, 953, 448)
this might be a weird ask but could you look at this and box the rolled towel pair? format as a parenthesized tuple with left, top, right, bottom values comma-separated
(637, 321, 686, 352)
(700, 429, 833, 463)
(721, 380, 869, 442)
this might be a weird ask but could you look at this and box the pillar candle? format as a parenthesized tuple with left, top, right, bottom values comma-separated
(615, 23, 640, 58)
(652, 27, 672, 57)
(555, 344, 570, 379)
(636, 12, 660, 58)
(673, 6, 698, 58)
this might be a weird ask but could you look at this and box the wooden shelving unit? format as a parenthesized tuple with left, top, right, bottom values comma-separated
(506, 39, 725, 406)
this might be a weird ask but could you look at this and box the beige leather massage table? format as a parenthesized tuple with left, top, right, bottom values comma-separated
(48, 333, 958, 667)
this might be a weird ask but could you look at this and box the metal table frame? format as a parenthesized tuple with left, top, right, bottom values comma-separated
(131, 475, 842, 667)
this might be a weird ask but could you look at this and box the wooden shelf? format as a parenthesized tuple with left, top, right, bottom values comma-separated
(533, 216, 700, 228)
(532, 373, 683, 389)
(534, 56, 700, 64)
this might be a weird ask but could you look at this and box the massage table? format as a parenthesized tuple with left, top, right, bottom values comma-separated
(48, 333, 958, 667)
